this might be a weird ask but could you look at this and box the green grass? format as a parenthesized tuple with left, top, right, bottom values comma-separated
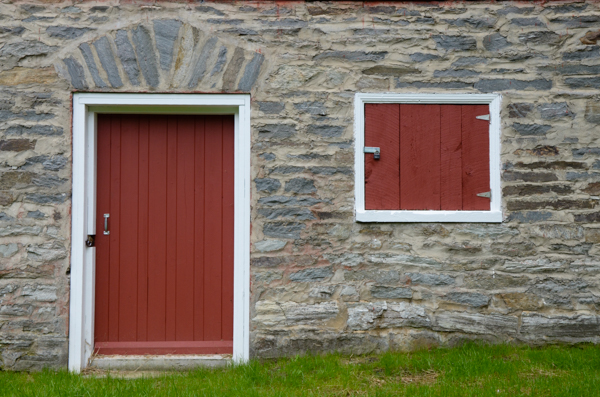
(2, 343, 600, 396)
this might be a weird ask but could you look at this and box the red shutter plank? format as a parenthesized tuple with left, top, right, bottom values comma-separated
(440, 105, 463, 210)
(108, 115, 121, 341)
(165, 116, 178, 341)
(137, 117, 149, 341)
(364, 104, 400, 210)
(400, 104, 441, 210)
(462, 105, 490, 211)
(193, 117, 206, 341)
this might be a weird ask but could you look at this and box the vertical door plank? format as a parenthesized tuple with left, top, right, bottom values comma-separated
(462, 105, 490, 210)
(204, 116, 223, 341)
(175, 116, 196, 341)
(364, 104, 400, 210)
(440, 105, 463, 210)
(400, 104, 441, 210)
(165, 116, 178, 341)
(193, 117, 206, 341)
(137, 117, 149, 341)
(94, 115, 111, 343)
(147, 116, 168, 341)
(221, 116, 235, 341)
(108, 115, 121, 341)
(118, 115, 140, 341)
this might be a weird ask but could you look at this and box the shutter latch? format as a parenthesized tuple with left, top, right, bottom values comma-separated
(476, 114, 490, 121)
(364, 147, 380, 160)
(476, 191, 491, 199)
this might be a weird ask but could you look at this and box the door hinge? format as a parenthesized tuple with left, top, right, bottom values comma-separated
(476, 191, 491, 199)
(476, 114, 490, 121)
(86, 235, 95, 247)
(364, 147, 380, 160)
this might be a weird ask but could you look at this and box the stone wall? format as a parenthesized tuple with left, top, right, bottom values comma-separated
(2, 0, 600, 370)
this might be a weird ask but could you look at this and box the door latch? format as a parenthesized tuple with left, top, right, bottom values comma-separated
(104, 213, 110, 235)
(364, 147, 380, 160)
(86, 235, 95, 247)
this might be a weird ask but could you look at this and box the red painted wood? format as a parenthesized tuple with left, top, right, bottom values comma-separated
(221, 116, 235, 342)
(400, 104, 441, 210)
(462, 105, 490, 210)
(94, 341, 233, 355)
(364, 104, 400, 210)
(204, 116, 224, 342)
(95, 114, 234, 355)
(440, 105, 463, 210)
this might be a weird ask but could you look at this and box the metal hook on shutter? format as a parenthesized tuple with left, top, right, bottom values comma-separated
(364, 147, 380, 160)
(103, 214, 110, 235)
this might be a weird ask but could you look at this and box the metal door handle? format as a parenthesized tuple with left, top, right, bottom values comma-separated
(104, 214, 110, 235)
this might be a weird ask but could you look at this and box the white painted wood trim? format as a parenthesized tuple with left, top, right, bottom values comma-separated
(354, 93, 502, 223)
(69, 93, 252, 372)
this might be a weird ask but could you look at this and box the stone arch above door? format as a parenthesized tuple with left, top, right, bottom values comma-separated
(57, 20, 265, 92)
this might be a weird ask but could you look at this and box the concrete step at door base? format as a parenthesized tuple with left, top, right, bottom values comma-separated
(89, 354, 232, 371)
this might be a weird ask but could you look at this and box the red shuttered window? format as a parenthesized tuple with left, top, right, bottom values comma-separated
(356, 94, 501, 223)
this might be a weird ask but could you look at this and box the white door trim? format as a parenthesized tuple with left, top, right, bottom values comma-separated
(69, 93, 251, 372)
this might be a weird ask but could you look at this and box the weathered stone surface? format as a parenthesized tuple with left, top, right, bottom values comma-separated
(507, 199, 594, 211)
(0, 68, 57, 86)
(26, 155, 67, 171)
(0, 226, 42, 237)
(281, 301, 338, 324)
(508, 103, 533, 118)
(24, 193, 68, 204)
(347, 302, 430, 331)
(210, 46, 228, 76)
(0, 139, 35, 152)
(435, 312, 518, 335)
(284, 178, 316, 194)
(518, 31, 561, 45)
(79, 43, 107, 88)
(307, 125, 344, 138)
(500, 293, 543, 311)
(131, 25, 160, 88)
(294, 101, 327, 116)
(529, 225, 584, 240)
(512, 123, 551, 136)
(407, 273, 455, 286)
(433, 69, 480, 78)
(0, 41, 57, 59)
(396, 81, 472, 89)
(511, 17, 544, 26)
(314, 51, 387, 61)
(371, 286, 412, 299)
(263, 222, 305, 239)
(255, 239, 286, 253)
(93, 37, 123, 88)
(21, 285, 58, 302)
(188, 37, 217, 88)
(565, 77, 600, 89)
(444, 292, 490, 308)
(289, 267, 333, 282)
(238, 52, 264, 91)
(0, 244, 18, 258)
(310, 167, 352, 175)
(47, 26, 90, 40)
(520, 313, 600, 339)
(222, 47, 245, 90)
(475, 79, 552, 92)
(410, 53, 441, 63)
(258, 102, 285, 114)
(114, 30, 140, 86)
(503, 171, 557, 182)
(363, 65, 419, 76)
(63, 57, 88, 89)
(563, 47, 600, 61)
(258, 196, 321, 207)
(153, 19, 182, 71)
(538, 102, 574, 120)
(27, 242, 67, 262)
(255, 178, 281, 193)
(507, 211, 552, 223)
(483, 33, 510, 51)
(446, 17, 496, 29)
(432, 35, 477, 51)
(258, 208, 315, 221)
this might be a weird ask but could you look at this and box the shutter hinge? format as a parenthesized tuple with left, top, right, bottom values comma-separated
(364, 147, 380, 160)
(476, 114, 490, 121)
(476, 191, 491, 199)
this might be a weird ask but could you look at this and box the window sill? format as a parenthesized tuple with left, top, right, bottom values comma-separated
(355, 210, 503, 223)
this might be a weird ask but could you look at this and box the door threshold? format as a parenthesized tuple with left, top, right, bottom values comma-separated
(90, 354, 232, 371)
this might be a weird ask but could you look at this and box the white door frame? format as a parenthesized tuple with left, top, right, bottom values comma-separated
(68, 93, 251, 372)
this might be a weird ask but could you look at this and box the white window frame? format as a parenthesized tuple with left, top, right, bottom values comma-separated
(354, 93, 502, 223)
(69, 93, 251, 372)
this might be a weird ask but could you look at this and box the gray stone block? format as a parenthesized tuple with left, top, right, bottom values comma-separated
(222, 47, 245, 91)
(432, 35, 476, 51)
(510, 17, 545, 26)
(5, 125, 63, 136)
(258, 208, 315, 221)
(0, 41, 57, 59)
(188, 37, 217, 88)
(258, 124, 296, 139)
(433, 69, 480, 78)
(0, 244, 18, 258)
(238, 52, 264, 91)
(294, 101, 327, 116)
(396, 81, 473, 89)
(347, 302, 430, 331)
(0, 226, 42, 237)
(474, 79, 552, 92)
(269, 166, 305, 174)
(362, 65, 419, 76)
(260, 153, 276, 161)
(445, 17, 497, 28)
(24, 193, 68, 204)
(483, 33, 510, 51)
(114, 30, 140, 86)
(255, 240, 286, 253)
(512, 123, 552, 136)
(572, 147, 600, 158)
(309, 167, 352, 175)
(257, 102, 285, 114)
(406, 273, 455, 286)
(263, 221, 305, 239)
(506, 211, 552, 223)
(153, 19, 182, 71)
(93, 37, 123, 88)
(521, 313, 600, 339)
(497, 6, 533, 15)
(518, 31, 561, 45)
(435, 312, 518, 335)
(562, 47, 600, 61)
(210, 46, 228, 76)
(255, 178, 281, 193)
(21, 284, 58, 302)
(565, 77, 600, 89)
(131, 25, 160, 88)
(314, 51, 387, 61)
(47, 26, 90, 39)
(63, 57, 88, 89)
(289, 266, 333, 282)
(26, 210, 45, 219)
(444, 292, 490, 308)
(451, 57, 487, 67)
(282, 301, 338, 324)
(26, 155, 67, 170)
(585, 102, 600, 124)
(307, 125, 344, 138)
(551, 15, 600, 28)
(259, 18, 308, 28)
(538, 102, 574, 119)
(409, 53, 441, 63)
(371, 286, 412, 299)
(195, 5, 225, 16)
(79, 43, 107, 88)
(284, 178, 316, 194)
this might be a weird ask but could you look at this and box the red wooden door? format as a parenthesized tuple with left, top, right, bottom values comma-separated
(94, 114, 234, 355)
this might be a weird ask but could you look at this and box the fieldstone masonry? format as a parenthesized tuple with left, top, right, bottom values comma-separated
(2, 0, 600, 370)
